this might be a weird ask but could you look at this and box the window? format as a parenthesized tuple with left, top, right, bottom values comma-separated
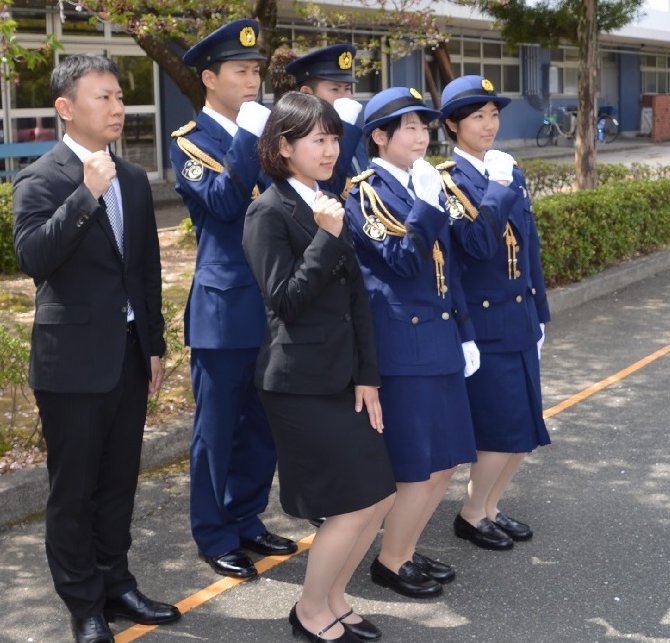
(549, 47, 579, 95)
(445, 37, 521, 94)
(641, 53, 670, 94)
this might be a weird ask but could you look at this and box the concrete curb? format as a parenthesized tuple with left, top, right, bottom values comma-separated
(2, 246, 670, 530)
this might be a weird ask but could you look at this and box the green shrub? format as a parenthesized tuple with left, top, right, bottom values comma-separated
(0, 182, 18, 275)
(535, 179, 670, 286)
(0, 323, 32, 451)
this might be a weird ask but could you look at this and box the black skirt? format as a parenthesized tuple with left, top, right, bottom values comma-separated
(259, 387, 396, 519)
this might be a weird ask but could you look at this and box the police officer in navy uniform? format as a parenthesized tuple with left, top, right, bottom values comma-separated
(286, 44, 368, 197)
(345, 88, 480, 598)
(169, 19, 297, 580)
(438, 75, 551, 550)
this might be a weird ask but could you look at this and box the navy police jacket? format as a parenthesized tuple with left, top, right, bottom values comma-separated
(444, 153, 550, 353)
(170, 111, 269, 349)
(345, 162, 475, 377)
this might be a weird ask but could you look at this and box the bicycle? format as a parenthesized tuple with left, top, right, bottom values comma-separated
(536, 106, 618, 147)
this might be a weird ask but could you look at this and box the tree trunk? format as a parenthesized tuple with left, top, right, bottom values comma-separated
(435, 42, 457, 86)
(575, 0, 599, 190)
(135, 33, 203, 112)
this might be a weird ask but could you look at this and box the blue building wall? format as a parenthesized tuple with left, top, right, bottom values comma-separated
(619, 52, 641, 132)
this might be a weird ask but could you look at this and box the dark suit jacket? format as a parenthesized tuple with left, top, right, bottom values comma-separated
(13, 141, 165, 393)
(242, 180, 380, 395)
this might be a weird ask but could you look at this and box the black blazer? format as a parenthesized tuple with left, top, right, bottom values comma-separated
(243, 180, 380, 395)
(13, 142, 165, 393)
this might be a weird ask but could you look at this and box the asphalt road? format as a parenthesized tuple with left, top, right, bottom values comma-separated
(1, 265, 669, 641)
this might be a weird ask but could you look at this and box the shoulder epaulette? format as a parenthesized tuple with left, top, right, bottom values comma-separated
(171, 121, 197, 138)
(435, 160, 456, 171)
(350, 168, 375, 184)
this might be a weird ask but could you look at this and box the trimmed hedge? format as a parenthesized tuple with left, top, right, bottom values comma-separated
(0, 182, 17, 274)
(535, 178, 670, 287)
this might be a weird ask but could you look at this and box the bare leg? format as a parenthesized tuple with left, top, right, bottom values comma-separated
(328, 494, 395, 623)
(485, 452, 526, 520)
(378, 469, 454, 573)
(298, 497, 391, 637)
(460, 451, 513, 525)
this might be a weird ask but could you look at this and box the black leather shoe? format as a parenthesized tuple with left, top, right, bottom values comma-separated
(370, 556, 443, 598)
(494, 511, 533, 541)
(338, 608, 381, 641)
(412, 551, 456, 584)
(453, 514, 514, 551)
(199, 550, 258, 579)
(104, 588, 181, 625)
(308, 517, 326, 528)
(288, 604, 359, 642)
(241, 531, 298, 556)
(70, 614, 113, 643)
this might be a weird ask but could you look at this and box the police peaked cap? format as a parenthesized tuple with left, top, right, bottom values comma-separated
(286, 44, 357, 85)
(183, 19, 265, 71)
(363, 87, 441, 137)
(439, 75, 511, 120)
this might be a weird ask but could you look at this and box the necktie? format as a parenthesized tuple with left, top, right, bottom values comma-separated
(103, 184, 124, 256)
(407, 176, 416, 200)
(102, 183, 134, 318)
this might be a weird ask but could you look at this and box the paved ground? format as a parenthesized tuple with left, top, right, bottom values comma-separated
(1, 245, 670, 642)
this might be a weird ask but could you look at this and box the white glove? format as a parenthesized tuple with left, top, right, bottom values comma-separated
(483, 149, 515, 184)
(537, 322, 545, 360)
(462, 340, 481, 378)
(333, 97, 363, 125)
(410, 157, 442, 208)
(236, 101, 271, 138)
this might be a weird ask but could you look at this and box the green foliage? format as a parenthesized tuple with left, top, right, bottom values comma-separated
(0, 183, 18, 275)
(535, 179, 670, 286)
(462, 0, 644, 48)
(0, 323, 31, 448)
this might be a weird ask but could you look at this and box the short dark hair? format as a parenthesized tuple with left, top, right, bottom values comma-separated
(51, 54, 120, 102)
(258, 91, 343, 181)
(444, 101, 496, 142)
(367, 110, 433, 157)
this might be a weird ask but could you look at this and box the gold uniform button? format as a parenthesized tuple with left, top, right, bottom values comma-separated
(442, 312, 450, 320)
(514, 269, 521, 278)
(443, 285, 448, 294)
(482, 300, 490, 309)
(411, 316, 420, 325)
(531, 287, 537, 295)
(515, 295, 523, 303)
(515, 245, 520, 253)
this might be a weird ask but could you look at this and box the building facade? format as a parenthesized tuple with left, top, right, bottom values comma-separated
(3, 0, 670, 179)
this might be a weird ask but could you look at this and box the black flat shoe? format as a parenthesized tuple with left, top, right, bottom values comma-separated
(288, 604, 360, 642)
(453, 514, 513, 551)
(338, 608, 381, 641)
(241, 531, 298, 556)
(412, 551, 456, 584)
(199, 550, 258, 578)
(308, 517, 326, 529)
(494, 511, 533, 541)
(104, 588, 181, 625)
(370, 556, 443, 598)
(70, 614, 113, 643)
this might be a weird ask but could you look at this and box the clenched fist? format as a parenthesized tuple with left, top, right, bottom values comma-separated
(84, 151, 116, 199)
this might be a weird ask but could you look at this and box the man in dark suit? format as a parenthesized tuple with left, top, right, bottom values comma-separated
(169, 20, 297, 581)
(13, 55, 180, 643)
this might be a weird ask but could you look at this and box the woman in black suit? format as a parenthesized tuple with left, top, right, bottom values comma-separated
(243, 92, 396, 643)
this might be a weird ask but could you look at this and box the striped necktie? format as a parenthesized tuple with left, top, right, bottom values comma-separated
(103, 183, 124, 256)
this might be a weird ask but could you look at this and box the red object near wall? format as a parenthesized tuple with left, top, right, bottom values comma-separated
(651, 95, 670, 142)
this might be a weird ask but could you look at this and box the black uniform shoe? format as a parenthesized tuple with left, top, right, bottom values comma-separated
(104, 588, 181, 625)
(412, 551, 456, 584)
(494, 511, 533, 541)
(70, 614, 113, 643)
(241, 531, 298, 556)
(199, 550, 258, 579)
(338, 608, 382, 641)
(453, 514, 514, 551)
(308, 517, 326, 529)
(370, 557, 443, 598)
(288, 604, 359, 642)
